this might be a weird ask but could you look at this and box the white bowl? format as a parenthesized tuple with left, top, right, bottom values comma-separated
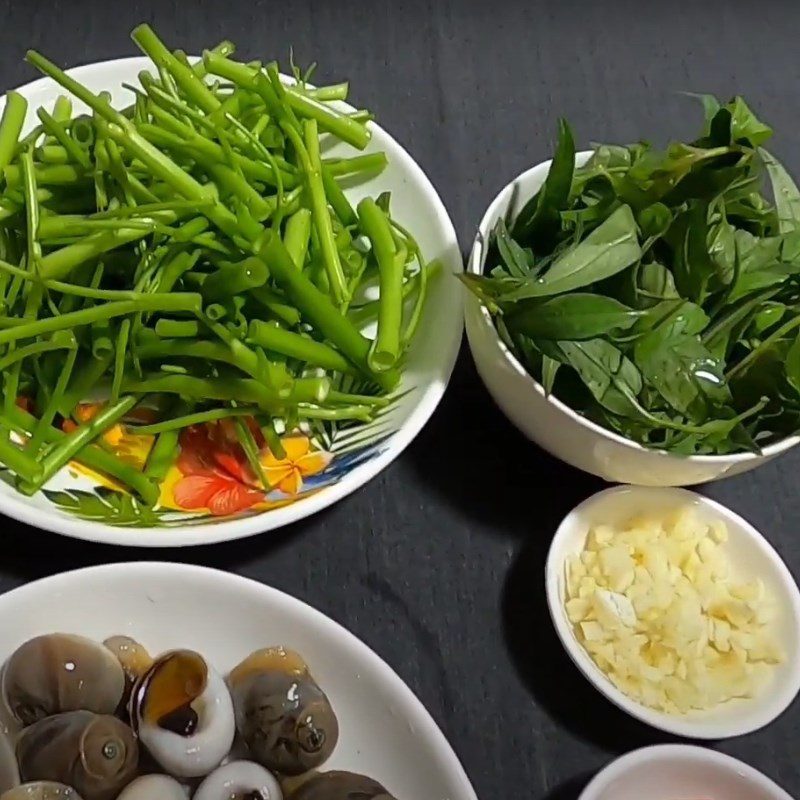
(0, 562, 478, 800)
(0, 57, 462, 546)
(545, 485, 800, 739)
(465, 154, 800, 485)
(579, 744, 793, 800)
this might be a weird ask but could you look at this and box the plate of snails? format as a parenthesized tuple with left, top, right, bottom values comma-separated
(0, 563, 477, 800)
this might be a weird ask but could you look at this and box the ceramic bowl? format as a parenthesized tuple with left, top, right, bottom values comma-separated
(579, 744, 793, 800)
(0, 562, 478, 800)
(0, 57, 462, 546)
(545, 486, 800, 739)
(464, 154, 800, 485)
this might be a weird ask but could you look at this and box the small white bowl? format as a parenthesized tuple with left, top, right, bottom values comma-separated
(0, 563, 478, 800)
(545, 486, 800, 739)
(465, 155, 800, 485)
(579, 744, 793, 800)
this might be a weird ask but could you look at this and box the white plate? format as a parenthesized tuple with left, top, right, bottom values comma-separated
(545, 486, 800, 738)
(579, 744, 793, 800)
(0, 57, 462, 546)
(0, 562, 478, 800)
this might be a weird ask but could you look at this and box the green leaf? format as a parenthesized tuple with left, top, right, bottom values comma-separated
(633, 262, 679, 308)
(512, 118, 576, 251)
(543, 338, 643, 418)
(504, 204, 641, 300)
(683, 92, 722, 134)
(494, 218, 532, 278)
(786, 331, 800, 394)
(703, 288, 779, 360)
(506, 293, 643, 340)
(707, 213, 737, 287)
(634, 314, 729, 419)
(760, 149, 800, 234)
(750, 302, 786, 336)
(670, 202, 716, 302)
(542, 355, 559, 395)
(728, 97, 773, 147)
(637, 202, 672, 240)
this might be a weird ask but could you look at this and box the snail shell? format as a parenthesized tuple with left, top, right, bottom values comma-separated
(289, 772, 397, 800)
(0, 784, 83, 800)
(193, 761, 282, 800)
(115, 775, 187, 800)
(2, 635, 124, 726)
(0, 731, 19, 795)
(102, 637, 152, 710)
(228, 648, 338, 776)
(16, 711, 138, 800)
(130, 649, 234, 778)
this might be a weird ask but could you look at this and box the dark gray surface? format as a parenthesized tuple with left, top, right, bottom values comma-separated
(0, 0, 799, 797)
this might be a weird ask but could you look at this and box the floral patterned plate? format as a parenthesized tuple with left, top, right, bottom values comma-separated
(0, 58, 462, 546)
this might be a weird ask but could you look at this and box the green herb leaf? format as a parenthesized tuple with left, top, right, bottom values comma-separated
(544, 338, 643, 418)
(786, 331, 800, 394)
(507, 293, 642, 340)
(760, 149, 800, 234)
(728, 97, 773, 147)
(494, 218, 532, 278)
(542, 354, 559, 395)
(634, 312, 729, 419)
(504, 204, 641, 300)
(512, 118, 575, 251)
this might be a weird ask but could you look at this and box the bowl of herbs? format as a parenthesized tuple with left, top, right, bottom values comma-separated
(464, 97, 800, 485)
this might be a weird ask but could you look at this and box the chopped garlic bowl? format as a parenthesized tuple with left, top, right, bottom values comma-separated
(546, 486, 800, 739)
(565, 506, 781, 714)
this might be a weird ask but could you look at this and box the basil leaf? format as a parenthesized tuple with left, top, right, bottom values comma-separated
(513, 118, 575, 251)
(494, 218, 531, 278)
(548, 338, 643, 418)
(506, 293, 643, 340)
(683, 92, 722, 135)
(728, 96, 773, 147)
(638, 202, 672, 240)
(504, 204, 641, 300)
(634, 262, 679, 308)
(786, 331, 800, 394)
(670, 202, 716, 302)
(634, 323, 729, 419)
(542, 355, 559, 395)
(760, 149, 800, 234)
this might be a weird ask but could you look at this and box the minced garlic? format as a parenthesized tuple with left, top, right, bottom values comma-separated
(564, 506, 782, 714)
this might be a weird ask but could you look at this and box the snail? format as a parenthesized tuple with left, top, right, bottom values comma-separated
(228, 648, 338, 776)
(194, 761, 282, 800)
(2, 635, 124, 726)
(0, 784, 83, 800)
(102, 637, 152, 710)
(289, 772, 397, 800)
(129, 649, 234, 778)
(16, 711, 138, 800)
(0, 731, 19, 795)
(115, 775, 187, 800)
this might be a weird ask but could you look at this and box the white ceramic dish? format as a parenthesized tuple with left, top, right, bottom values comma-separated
(579, 744, 793, 800)
(0, 57, 462, 546)
(0, 562, 478, 800)
(465, 154, 800, 486)
(545, 486, 800, 739)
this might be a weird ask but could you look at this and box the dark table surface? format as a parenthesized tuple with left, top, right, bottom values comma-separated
(1, 1, 800, 797)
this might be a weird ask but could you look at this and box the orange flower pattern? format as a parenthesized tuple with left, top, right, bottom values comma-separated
(262, 436, 333, 494)
(22, 396, 339, 521)
(170, 423, 332, 516)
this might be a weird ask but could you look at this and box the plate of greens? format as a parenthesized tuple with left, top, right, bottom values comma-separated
(0, 26, 461, 545)
(465, 97, 800, 484)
